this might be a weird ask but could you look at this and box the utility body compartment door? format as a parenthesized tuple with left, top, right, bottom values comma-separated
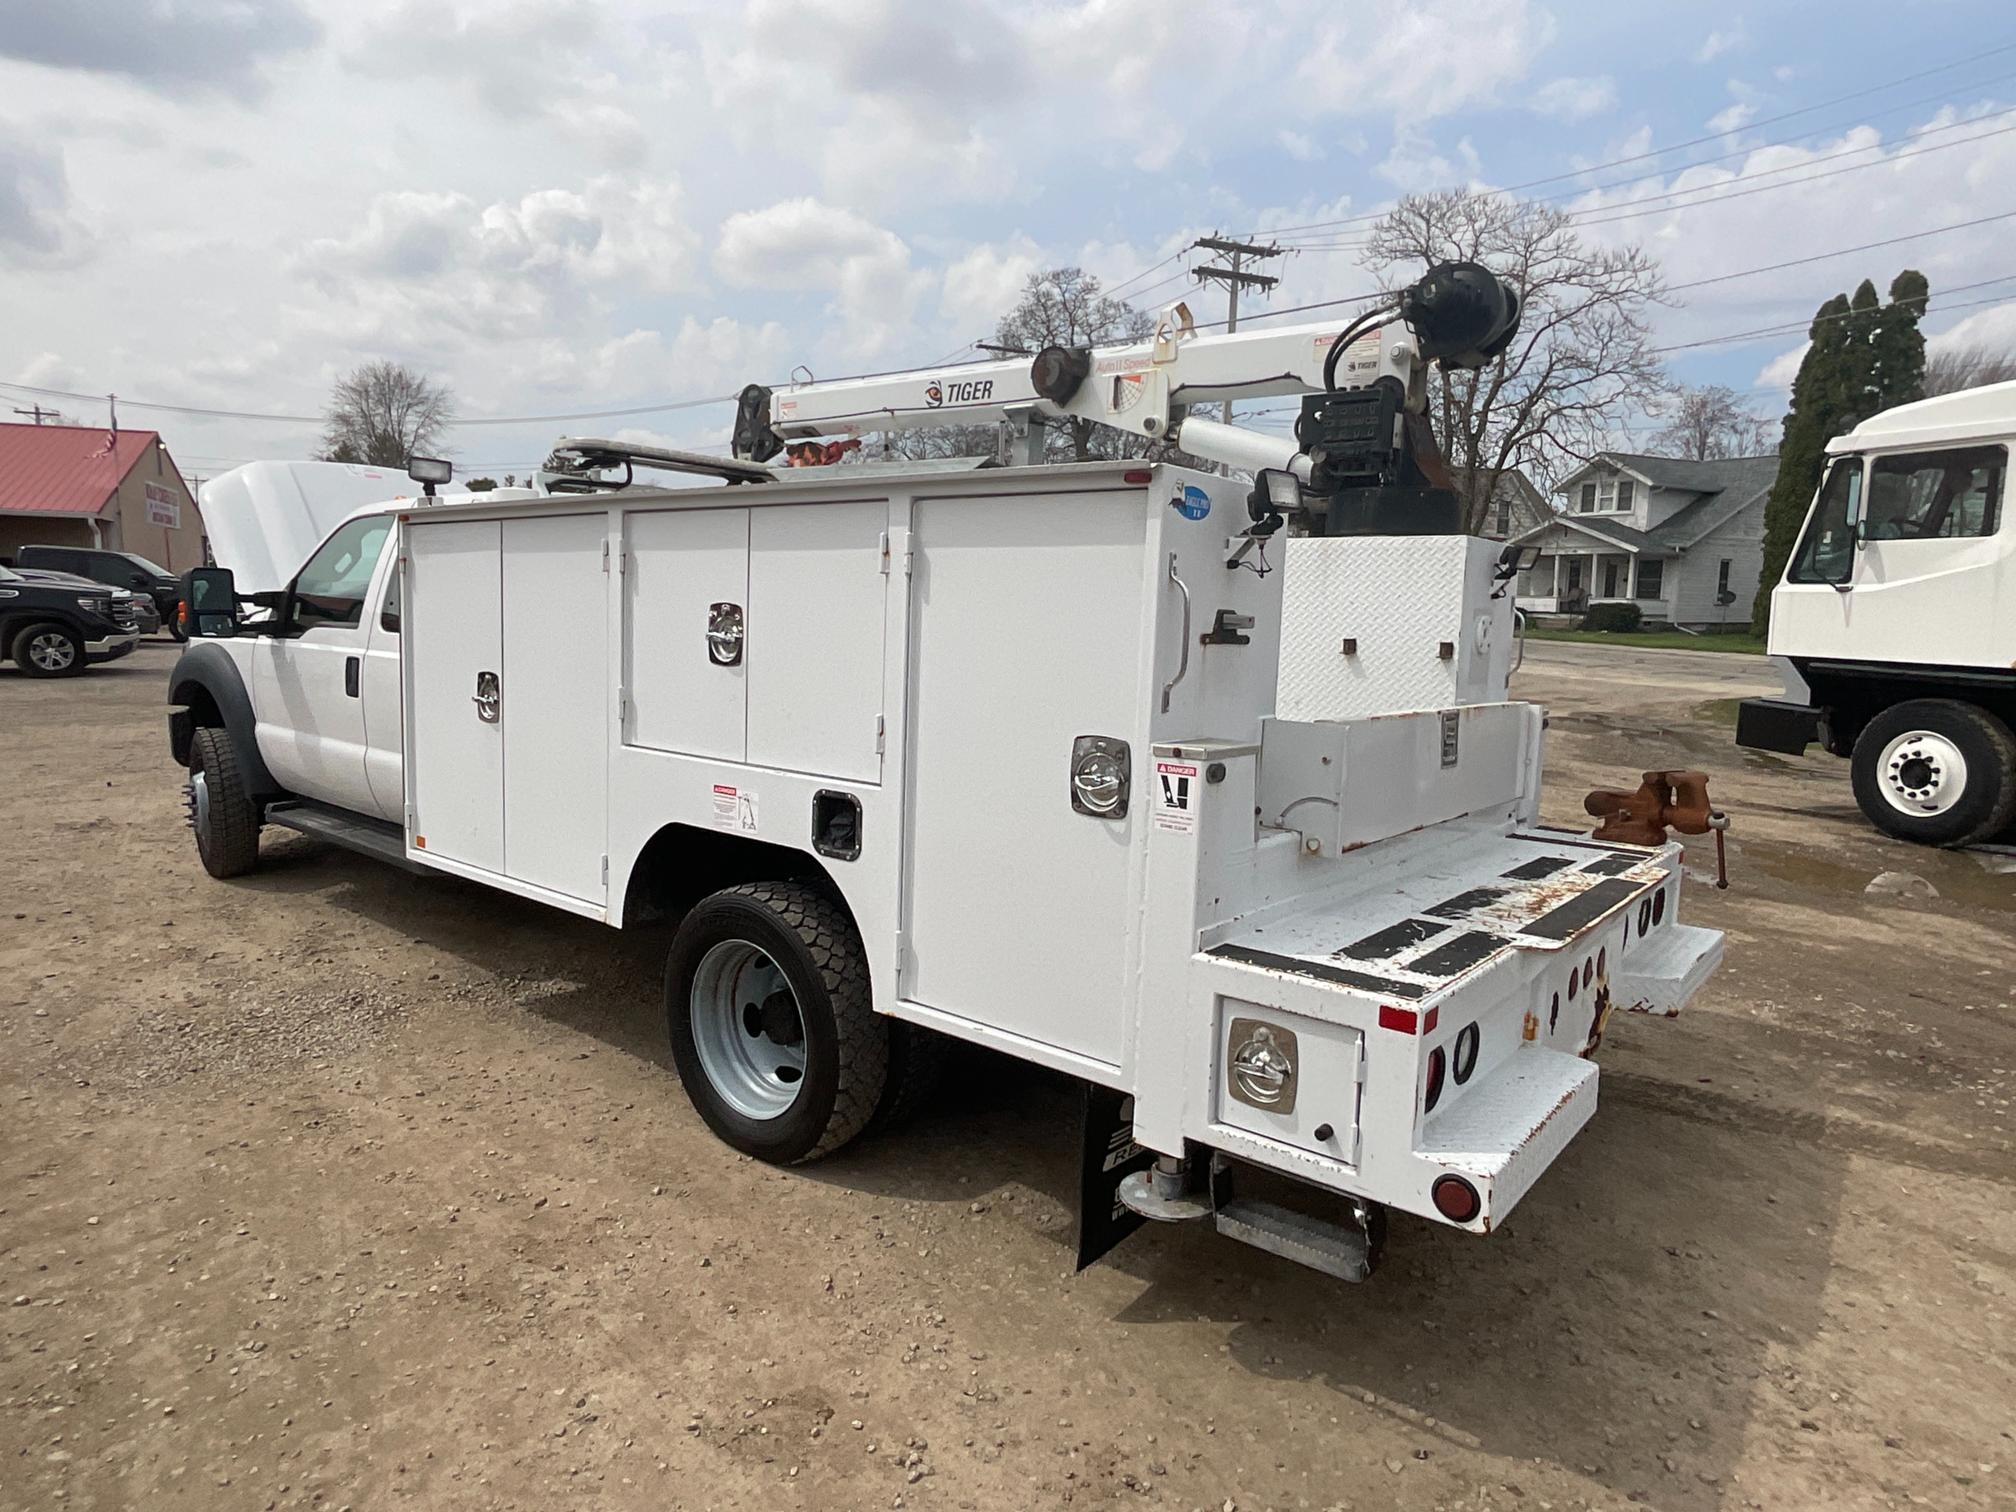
(405, 519, 504, 872)
(404, 512, 611, 907)
(900, 488, 1144, 1070)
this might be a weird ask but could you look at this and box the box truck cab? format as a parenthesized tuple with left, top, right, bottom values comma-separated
(1737, 381, 2015, 845)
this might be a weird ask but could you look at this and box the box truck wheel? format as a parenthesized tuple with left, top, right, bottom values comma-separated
(186, 726, 262, 878)
(1850, 699, 2016, 847)
(665, 882, 888, 1164)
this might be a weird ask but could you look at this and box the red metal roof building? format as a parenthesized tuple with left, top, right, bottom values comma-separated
(0, 422, 208, 572)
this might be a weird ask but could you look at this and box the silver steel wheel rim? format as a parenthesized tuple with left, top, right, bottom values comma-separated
(27, 632, 74, 671)
(1878, 730, 1968, 816)
(690, 940, 807, 1120)
(188, 769, 211, 841)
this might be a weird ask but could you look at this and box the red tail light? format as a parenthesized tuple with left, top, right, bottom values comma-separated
(1432, 1175, 1481, 1224)
(1423, 1047, 1446, 1113)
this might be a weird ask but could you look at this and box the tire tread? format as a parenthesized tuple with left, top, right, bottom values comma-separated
(190, 726, 262, 878)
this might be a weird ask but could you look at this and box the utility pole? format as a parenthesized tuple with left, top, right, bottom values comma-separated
(11, 404, 62, 425)
(1191, 236, 1283, 424)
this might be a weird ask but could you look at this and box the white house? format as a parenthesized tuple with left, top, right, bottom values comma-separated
(1511, 451, 1779, 630)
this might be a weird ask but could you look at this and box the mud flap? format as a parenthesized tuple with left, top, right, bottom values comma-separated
(1075, 1084, 1154, 1271)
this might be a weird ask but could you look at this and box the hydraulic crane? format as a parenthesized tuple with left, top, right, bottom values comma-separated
(731, 260, 1523, 535)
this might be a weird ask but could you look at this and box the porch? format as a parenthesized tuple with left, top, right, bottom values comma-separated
(1515, 549, 1669, 619)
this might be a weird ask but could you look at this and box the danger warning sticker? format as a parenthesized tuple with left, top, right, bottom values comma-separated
(712, 783, 759, 833)
(1152, 760, 1199, 833)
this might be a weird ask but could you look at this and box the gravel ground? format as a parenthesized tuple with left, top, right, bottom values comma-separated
(2, 640, 2012, 1512)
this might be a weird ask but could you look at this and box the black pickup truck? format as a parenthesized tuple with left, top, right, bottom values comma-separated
(0, 563, 141, 676)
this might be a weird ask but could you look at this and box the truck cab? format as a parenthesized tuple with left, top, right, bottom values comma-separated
(1737, 381, 2015, 845)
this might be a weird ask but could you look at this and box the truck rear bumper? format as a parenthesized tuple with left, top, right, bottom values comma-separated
(1735, 696, 1821, 754)
(1417, 1047, 1598, 1229)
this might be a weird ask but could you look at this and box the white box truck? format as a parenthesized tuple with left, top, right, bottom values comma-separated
(169, 265, 1725, 1281)
(1737, 381, 2015, 846)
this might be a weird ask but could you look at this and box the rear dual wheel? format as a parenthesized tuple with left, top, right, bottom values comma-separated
(666, 882, 889, 1164)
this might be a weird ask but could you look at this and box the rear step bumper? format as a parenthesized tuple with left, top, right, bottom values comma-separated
(1617, 922, 1723, 1018)
(1417, 1047, 1598, 1230)
(264, 799, 430, 874)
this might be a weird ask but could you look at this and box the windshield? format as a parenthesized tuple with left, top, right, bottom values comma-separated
(121, 552, 171, 576)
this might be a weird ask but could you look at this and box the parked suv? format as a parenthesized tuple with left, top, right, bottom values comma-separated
(0, 563, 141, 675)
(16, 545, 186, 640)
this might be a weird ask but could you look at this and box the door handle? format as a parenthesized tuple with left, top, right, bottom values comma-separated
(473, 670, 500, 723)
(344, 655, 360, 697)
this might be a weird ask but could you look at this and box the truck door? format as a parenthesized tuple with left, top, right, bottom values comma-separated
(360, 556, 405, 822)
(248, 514, 395, 817)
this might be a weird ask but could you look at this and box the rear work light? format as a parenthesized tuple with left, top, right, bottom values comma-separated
(1431, 1174, 1481, 1224)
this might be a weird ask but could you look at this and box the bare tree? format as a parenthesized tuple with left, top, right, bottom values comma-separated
(1647, 383, 1777, 460)
(1362, 190, 1669, 533)
(320, 360, 456, 467)
(1922, 342, 2016, 396)
(864, 269, 1175, 465)
(994, 268, 1162, 464)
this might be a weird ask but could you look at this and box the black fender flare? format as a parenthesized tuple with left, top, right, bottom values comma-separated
(166, 642, 284, 798)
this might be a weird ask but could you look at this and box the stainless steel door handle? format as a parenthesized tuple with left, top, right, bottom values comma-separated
(473, 670, 500, 723)
(1161, 553, 1190, 713)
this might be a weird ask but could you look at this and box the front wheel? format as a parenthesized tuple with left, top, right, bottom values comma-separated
(11, 622, 84, 677)
(665, 882, 887, 1164)
(1850, 699, 2016, 847)
(187, 726, 262, 877)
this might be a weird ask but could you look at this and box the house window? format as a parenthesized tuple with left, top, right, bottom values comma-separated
(1617, 479, 1635, 511)
(1634, 559, 1665, 600)
(1495, 497, 1510, 535)
(1579, 482, 1597, 513)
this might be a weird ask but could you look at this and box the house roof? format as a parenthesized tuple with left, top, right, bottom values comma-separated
(0, 422, 165, 516)
(1546, 451, 1779, 552)
(1515, 513, 1658, 552)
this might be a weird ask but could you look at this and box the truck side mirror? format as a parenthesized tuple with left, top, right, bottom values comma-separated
(181, 566, 240, 638)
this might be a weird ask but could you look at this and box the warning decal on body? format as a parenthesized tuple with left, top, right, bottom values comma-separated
(1152, 760, 1199, 833)
(712, 783, 759, 833)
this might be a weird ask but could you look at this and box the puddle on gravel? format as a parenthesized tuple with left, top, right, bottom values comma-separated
(1755, 848, 2016, 913)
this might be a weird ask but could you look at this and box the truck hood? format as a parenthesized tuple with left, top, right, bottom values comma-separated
(197, 462, 418, 593)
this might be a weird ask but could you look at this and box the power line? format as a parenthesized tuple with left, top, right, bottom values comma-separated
(1666, 209, 2016, 291)
(1563, 120, 2016, 229)
(1251, 53, 2016, 240)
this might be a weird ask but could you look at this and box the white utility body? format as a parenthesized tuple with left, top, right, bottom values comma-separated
(174, 268, 1724, 1281)
(1738, 381, 2016, 848)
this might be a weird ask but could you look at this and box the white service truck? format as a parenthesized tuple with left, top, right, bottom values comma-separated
(170, 264, 1724, 1281)
(1737, 381, 2016, 846)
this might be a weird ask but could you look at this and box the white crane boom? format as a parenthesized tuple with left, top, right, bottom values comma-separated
(732, 260, 1524, 536)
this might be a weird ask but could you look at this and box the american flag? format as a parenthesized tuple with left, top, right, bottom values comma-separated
(90, 395, 118, 458)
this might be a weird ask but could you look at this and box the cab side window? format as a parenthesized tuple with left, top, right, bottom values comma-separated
(290, 517, 392, 631)
(1865, 445, 2005, 541)
(1788, 459, 1862, 584)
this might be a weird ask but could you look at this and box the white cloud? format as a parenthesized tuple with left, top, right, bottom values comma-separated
(1754, 342, 1807, 392)
(1292, 0, 1556, 121)
(1531, 76, 1618, 124)
(1697, 21, 1748, 63)
(1377, 127, 1482, 189)
(1278, 130, 1324, 162)
(715, 198, 930, 357)
(1707, 102, 1757, 135)
(940, 240, 1043, 339)
(1929, 299, 2016, 357)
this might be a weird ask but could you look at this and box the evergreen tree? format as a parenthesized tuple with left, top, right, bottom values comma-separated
(1751, 272, 1929, 632)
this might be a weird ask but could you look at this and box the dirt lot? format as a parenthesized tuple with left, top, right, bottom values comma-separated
(4, 640, 2012, 1512)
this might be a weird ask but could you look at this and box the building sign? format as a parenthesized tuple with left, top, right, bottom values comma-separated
(144, 481, 180, 531)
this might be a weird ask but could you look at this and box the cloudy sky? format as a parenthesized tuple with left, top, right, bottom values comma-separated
(2, 0, 2013, 482)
